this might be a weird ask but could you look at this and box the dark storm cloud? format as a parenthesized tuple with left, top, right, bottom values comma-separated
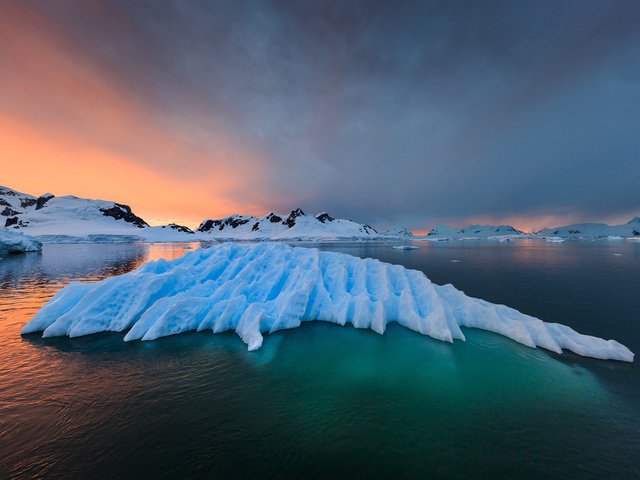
(21, 0, 640, 228)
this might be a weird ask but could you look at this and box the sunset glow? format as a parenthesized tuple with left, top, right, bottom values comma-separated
(2, 3, 640, 478)
(1, 2, 273, 228)
(1, 1, 638, 230)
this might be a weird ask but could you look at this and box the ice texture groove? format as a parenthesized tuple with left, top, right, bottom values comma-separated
(22, 243, 634, 362)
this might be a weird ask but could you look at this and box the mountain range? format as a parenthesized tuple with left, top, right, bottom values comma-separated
(0, 186, 395, 242)
(2, 185, 638, 244)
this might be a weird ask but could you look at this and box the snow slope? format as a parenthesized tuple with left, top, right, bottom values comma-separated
(423, 224, 525, 240)
(1, 185, 149, 237)
(539, 218, 640, 239)
(197, 208, 383, 240)
(22, 243, 633, 361)
(0, 228, 42, 253)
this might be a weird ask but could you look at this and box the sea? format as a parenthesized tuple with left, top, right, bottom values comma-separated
(1, 239, 638, 479)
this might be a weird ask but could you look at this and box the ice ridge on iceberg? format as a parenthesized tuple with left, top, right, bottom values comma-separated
(22, 243, 634, 362)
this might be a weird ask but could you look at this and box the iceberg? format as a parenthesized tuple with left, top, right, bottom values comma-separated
(22, 243, 634, 362)
(0, 228, 42, 253)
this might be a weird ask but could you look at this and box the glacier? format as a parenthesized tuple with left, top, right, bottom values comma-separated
(21, 243, 634, 362)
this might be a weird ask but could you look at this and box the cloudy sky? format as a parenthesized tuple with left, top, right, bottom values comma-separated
(1, 0, 639, 231)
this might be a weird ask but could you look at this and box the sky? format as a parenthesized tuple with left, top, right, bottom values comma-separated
(1, 0, 639, 232)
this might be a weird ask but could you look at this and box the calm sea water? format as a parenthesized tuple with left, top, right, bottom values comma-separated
(0, 240, 638, 479)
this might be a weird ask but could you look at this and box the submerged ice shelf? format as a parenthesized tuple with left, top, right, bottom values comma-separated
(22, 243, 634, 362)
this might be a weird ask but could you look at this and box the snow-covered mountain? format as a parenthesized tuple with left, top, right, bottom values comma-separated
(6, 184, 636, 243)
(1, 186, 148, 235)
(424, 224, 524, 240)
(538, 218, 640, 239)
(1, 186, 399, 242)
(422, 218, 640, 240)
(381, 226, 413, 237)
(197, 208, 382, 240)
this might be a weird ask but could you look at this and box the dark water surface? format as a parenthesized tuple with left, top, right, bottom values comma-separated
(1, 240, 638, 479)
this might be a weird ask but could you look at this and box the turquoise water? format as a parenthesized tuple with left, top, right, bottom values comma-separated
(1, 241, 638, 478)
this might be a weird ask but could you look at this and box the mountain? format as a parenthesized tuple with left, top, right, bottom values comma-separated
(381, 226, 413, 237)
(423, 218, 640, 240)
(1, 186, 148, 235)
(425, 224, 524, 240)
(538, 218, 640, 238)
(197, 208, 383, 240)
(1, 186, 397, 242)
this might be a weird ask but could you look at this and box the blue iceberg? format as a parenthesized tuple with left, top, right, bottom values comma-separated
(22, 243, 634, 362)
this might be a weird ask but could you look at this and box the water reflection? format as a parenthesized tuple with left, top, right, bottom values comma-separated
(1, 240, 639, 479)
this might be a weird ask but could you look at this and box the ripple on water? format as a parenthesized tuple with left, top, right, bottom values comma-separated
(1, 241, 639, 479)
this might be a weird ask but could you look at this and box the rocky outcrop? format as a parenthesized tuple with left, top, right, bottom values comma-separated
(198, 216, 253, 233)
(99, 203, 148, 228)
(161, 223, 194, 234)
(35, 193, 55, 210)
(315, 212, 334, 223)
(284, 208, 305, 228)
(266, 213, 282, 223)
(1, 207, 21, 217)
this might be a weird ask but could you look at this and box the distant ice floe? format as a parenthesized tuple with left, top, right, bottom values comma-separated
(392, 245, 419, 250)
(22, 243, 634, 362)
(0, 229, 42, 253)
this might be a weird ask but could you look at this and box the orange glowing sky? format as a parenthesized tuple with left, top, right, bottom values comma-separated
(0, 3, 274, 229)
(1, 2, 638, 232)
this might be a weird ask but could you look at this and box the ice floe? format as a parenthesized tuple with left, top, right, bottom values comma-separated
(0, 228, 42, 253)
(22, 243, 634, 361)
